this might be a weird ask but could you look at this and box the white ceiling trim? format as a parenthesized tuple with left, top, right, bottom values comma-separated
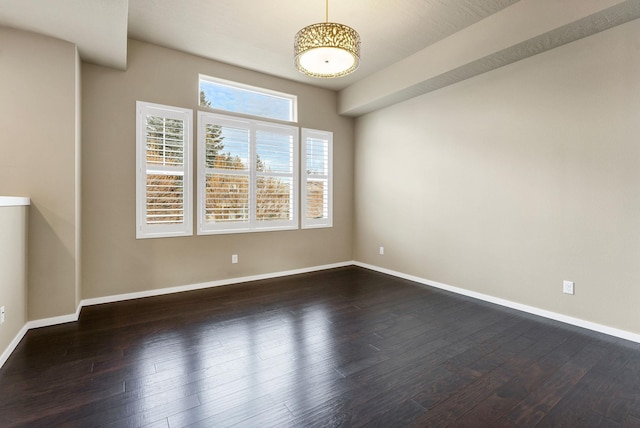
(2, 0, 640, 116)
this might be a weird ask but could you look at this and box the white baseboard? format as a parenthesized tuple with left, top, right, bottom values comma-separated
(80, 261, 353, 307)
(26, 310, 81, 330)
(3, 259, 639, 370)
(354, 261, 640, 344)
(0, 324, 29, 369)
(0, 306, 82, 368)
(0, 261, 353, 369)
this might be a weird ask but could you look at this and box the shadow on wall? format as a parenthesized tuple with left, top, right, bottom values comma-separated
(27, 204, 76, 320)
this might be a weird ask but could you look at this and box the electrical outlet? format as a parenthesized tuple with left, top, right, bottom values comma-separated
(379, 246, 384, 255)
(563, 280, 575, 295)
(232, 254, 238, 264)
(0, 306, 5, 324)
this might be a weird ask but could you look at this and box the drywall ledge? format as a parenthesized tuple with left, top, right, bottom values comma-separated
(0, 200, 29, 368)
(0, 197, 30, 207)
(338, 0, 640, 116)
(354, 262, 640, 344)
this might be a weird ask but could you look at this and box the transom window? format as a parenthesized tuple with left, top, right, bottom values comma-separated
(199, 75, 297, 122)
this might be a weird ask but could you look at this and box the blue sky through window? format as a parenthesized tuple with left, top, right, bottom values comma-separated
(200, 79, 294, 122)
(200, 76, 297, 174)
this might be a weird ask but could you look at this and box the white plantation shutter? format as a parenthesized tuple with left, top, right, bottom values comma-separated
(255, 126, 296, 224)
(201, 115, 251, 231)
(198, 112, 298, 234)
(136, 102, 193, 239)
(301, 128, 333, 229)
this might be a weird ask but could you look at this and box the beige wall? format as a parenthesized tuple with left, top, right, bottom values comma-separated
(354, 20, 640, 335)
(0, 206, 28, 357)
(0, 27, 81, 320)
(4, 15, 637, 343)
(81, 40, 354, 299)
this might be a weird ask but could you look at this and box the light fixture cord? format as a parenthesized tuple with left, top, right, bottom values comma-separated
(325, 0, 328, 22)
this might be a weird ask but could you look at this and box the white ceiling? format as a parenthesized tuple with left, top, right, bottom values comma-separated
(0, 0, 128, 69)
(1, 0, 639, 111)
(127, 0, 519, 90)
(0, 0, 518, 90)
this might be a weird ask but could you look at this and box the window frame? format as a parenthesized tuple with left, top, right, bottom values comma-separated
(199, 74, 298, 123)
(301, 128, 333, 229)
(136, 101, 193, 239)
(197, 111, 299, 235)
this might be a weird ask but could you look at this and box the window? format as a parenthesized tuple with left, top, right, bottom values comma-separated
(198, 112, 298, 234)
(199, 75, 297, 122)
(136, 101, 193, 239)
(301, 129, 333, 229)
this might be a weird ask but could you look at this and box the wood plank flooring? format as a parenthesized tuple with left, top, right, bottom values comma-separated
(1, 266, 639, 427)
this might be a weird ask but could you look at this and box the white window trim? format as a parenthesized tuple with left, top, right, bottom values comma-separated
(197, 111, 299, 235)
(199, 74, 298, 123)
(136, 101, 193, 239)
(301, 128, 333, 229)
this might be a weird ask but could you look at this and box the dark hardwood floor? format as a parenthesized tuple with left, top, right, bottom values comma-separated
(1, 266, 640, 427)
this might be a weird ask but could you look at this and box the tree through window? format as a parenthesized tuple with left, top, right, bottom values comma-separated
(197, 112, 298, 234)
(136, 102, 193, 239)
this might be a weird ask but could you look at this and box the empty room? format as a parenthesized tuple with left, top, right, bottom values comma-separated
(1, 0, 640, 426)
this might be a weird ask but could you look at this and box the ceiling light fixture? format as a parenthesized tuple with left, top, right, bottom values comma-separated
(294, 0, 360, 78)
